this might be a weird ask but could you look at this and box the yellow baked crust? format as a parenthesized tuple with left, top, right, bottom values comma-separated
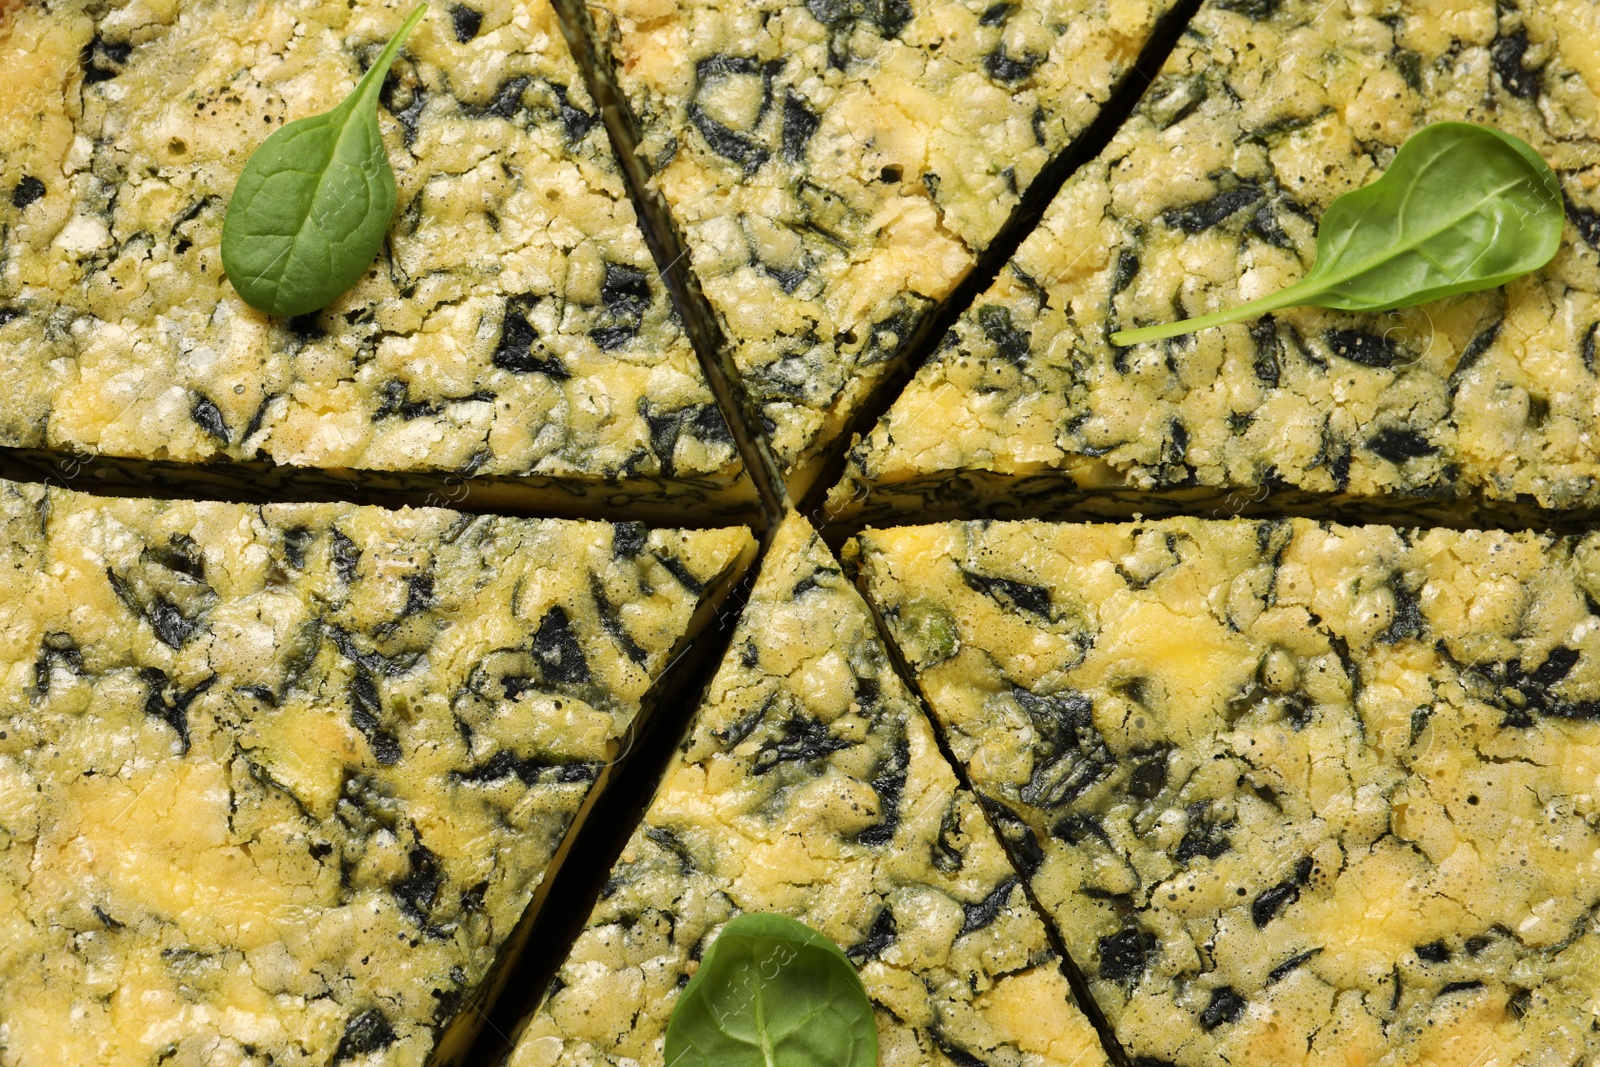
(854, 516, 1600, 1064)
(590, 0, 1179, 490)
(0, 478, 752, 1066)
(506, 516, 1109, 1067)
(834, 0, 1600, 526)
(0, 0, 752, 513)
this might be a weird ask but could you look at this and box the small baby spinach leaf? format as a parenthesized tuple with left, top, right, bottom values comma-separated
(665, 912, 878, 1067)
(221, 3, 427, 318)
(1111, 123, 1564, 346)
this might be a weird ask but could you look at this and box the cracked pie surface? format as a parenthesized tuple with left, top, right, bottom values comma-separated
(0, 0, 751, 512)
(0, 478, 751, 1066)
(507, 515, 1109, 1067)
(853, 517, 1600, 1065)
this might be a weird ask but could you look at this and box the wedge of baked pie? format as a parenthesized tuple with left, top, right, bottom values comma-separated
(570, 0, 1188, 498)
(854, 516, 1600, 1064)
(0, 0, 753, 519)
(0, 477, 752, 1065)
(505, 515, 1109, 1067)
(833, 0, 1600, 529)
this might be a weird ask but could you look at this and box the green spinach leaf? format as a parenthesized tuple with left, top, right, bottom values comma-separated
(664, 913, 878, 1067)
(1111, 123, 1564, 346)
(221, 3, 427, 318)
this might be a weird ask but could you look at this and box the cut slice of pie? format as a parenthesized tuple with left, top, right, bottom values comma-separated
(832, 0, 1600, 529)
(504, 515, 1110, 1067)
(0, 478, 753, 1066)
(570, 0, 1187, 498)
(853, 516, 1600, 1064)
(0, 0, 753, 520)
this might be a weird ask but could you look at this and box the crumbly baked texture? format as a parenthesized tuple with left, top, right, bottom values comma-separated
(586, 0, 1178, 490)
(852, 517, 1600, 1065)
(0, 478, 752, 1067)
(505, 515, 1109, 1067)
(832, 0, 1600, 527)
(0, 0, 753, 514)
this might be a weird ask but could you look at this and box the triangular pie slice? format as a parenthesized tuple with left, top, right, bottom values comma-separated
(0, 0, 754, 520)
(574, 0, 1188, 497)
(504, 515, 1110, 1067)
(853, 517, 1600, 1063)
(833, 0, 1600, 529)
(0, 478, 753, 1064)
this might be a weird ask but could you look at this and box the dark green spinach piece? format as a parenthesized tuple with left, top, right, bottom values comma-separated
(221, 3, 427, 317)
(664, 912, 878, 1067)
(1111, 123, 1564, 346)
